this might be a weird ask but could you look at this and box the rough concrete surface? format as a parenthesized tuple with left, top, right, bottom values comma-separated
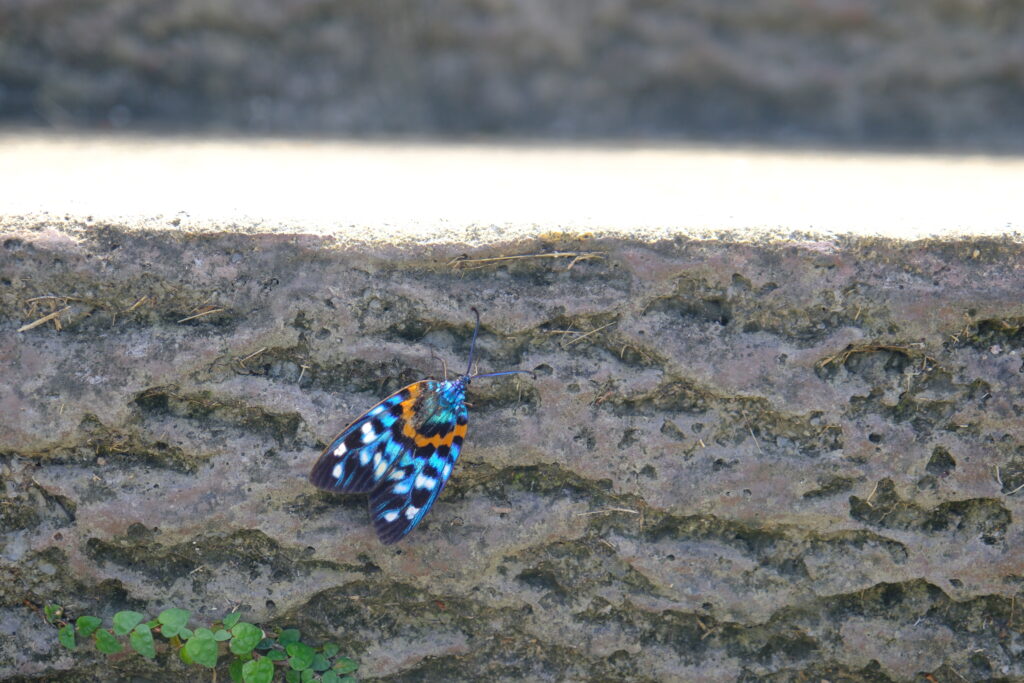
(2, 204, 1024, 680)
(3, 0, 1024, 149)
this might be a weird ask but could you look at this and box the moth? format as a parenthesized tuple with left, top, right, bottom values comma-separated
(309, 309, 532, 544)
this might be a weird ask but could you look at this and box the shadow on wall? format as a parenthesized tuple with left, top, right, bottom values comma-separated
(1, 0, 1023, 152)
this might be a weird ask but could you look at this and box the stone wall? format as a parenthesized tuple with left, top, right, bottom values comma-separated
(2, 0, 1023, 148)
(2, 219, 1024, 680)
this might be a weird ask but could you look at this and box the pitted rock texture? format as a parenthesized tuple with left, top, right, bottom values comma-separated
(2, 221, 1024, 681)
(2, 0, 1024, 149)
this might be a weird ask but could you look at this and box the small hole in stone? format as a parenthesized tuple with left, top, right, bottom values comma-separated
(533, 364, 554, 376)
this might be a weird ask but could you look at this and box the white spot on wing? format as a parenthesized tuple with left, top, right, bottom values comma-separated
(393, 480, 412, 494)
(359, 450, 371, 465)
(332, 463, 343, 480)
(405, 506, 420, 520)
(374, 459, 388, 479)
(442, 463, 452, 479)
(334, 443, 347, 457)
(382, 510, 399, 523)
(361, 421, 376, 443)
(415, 474, 437, 490)
(389, 469, 407, 481)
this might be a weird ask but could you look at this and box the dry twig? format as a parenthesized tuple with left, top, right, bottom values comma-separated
(124, 296, 149, 312)
(449, 251, 605, 271)
(748, 427, 762, 454)
(817, 342, 936, 370)
(1006, 481, 1024, 496)
(864, 480, 880, 508)
(562, 321, 615, 347)
(574, 508, 640, 516)
(237, 347, 267, 370)
(177, 307, 225, 323)
(17, 306, 70, 332)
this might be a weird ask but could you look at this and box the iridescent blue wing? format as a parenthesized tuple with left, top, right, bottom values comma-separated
(369, 401, 467, 545)
(309, 383, 425, 493)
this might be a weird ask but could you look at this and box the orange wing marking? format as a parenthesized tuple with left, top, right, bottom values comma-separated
(398, 382, 466, 448)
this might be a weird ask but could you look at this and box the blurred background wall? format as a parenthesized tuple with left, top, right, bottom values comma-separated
(1, 0, 1023, 150)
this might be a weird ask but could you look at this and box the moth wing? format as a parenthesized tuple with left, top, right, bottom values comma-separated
(308, 382, 427, 494)
(369, 410, 466, 544)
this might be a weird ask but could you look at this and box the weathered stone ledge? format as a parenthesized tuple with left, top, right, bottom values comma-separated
(3, 211, 1023, 680)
